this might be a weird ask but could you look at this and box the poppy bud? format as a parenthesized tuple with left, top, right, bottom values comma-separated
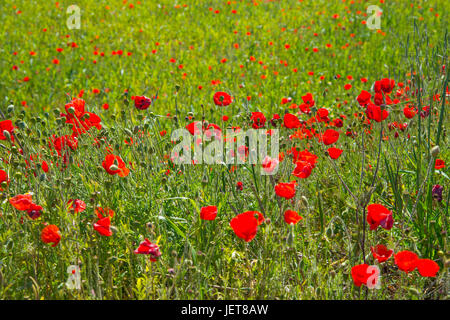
(175, 84, 180, 92)
(7, 105, 14, 113)
(1, 181, 7, 189)
(109, 164, 119, 171)
(67, 107, 76, 115)
(3, 130, 11, 141)
(287, 225, 295, 247)
(14, 172, 22, 179)
(431, 145, 440, 157)
(124, 128, 133, 136)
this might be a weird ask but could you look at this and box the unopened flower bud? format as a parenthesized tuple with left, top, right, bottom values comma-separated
(67, 107, 76, 115)
(109, 164, 119, 171)
(431, 145, 440, 157)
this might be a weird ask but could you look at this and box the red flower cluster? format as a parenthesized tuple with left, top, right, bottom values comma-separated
(9, 194, 43, 219)
(394, 250, 439, 277)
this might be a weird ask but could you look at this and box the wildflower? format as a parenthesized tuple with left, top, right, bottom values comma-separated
(394, 250, 419, 273)
(321, 129, 340, 145)
(134, 239, 162, 262)
(9, 194, 43, 219)
(200, 206, 218, 221)
(68, 199, 86, 213)
(370, 244, 393, 263)
(274, 181, 296, 199)
(283, 113, 301, 128)
(416, 259, 439, 277)
(284, 210, 303, 225)
(327, 147, 343, 160)
(366, 203, 393, 230)
(94, 217, 112, 236)
(435, 159, 445, 170)
(250, 112, 266, 129)
(213, 92, 232, 106)
(41, 225, 61, 247)
(134, 95, 152, 110)
(230, 211, 264, 242)
(102, 154, 129, 177)
(351, 264, 372, 287)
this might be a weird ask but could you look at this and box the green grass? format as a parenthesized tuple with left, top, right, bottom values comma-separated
(0, 0, 448, 299)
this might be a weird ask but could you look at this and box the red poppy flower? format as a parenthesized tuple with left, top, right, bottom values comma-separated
(321, 129, 340, 145)
(94, 217, 112, 236)
(292, 160, 313, 179)
(95, 207, 114, 219)
(283, 113, 301, 128)
(102, 154, 129, 177)
(200, 206, 218, 221)
(327, 147, 343, 160)
(65, 98, 85, 118)
(333, 118, 344, 128)
(236, 181, 243, 191)
(41, 225, 61, 247)
(0, 120, 15, 142)
(134, 95, 152, 110)
(366, 203, 393, 230)
(9, 194, 43, 214)
(274, 181, 296, 199)
(68, 199, 86, 213)
(416, 259, 439, 277)
(370, 244, 393, 263)
(351, 264, 371, 287)
(316, 108, 329, 122)
(394, 250, 419, 273)
(357, 90, 372, 106)
(365, 103, 389, 122)
(62, 98, 102, 134)
(375, 78, 395, 94)
(186, 121, 202, 135)
(289, 148, 318, 167)
(403, 107, 416, 119)
(250, 112, 266, 129)
(134, 238, 162, 261)
(284, 210, 303, 224)
(230, 211, 264, 242)
(301, 93, 315, 107)
(213, 92, 232, 106)
(435, 159, 445, 170)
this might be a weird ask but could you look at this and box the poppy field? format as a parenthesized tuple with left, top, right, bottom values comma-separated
(0, 0, 448, 300)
